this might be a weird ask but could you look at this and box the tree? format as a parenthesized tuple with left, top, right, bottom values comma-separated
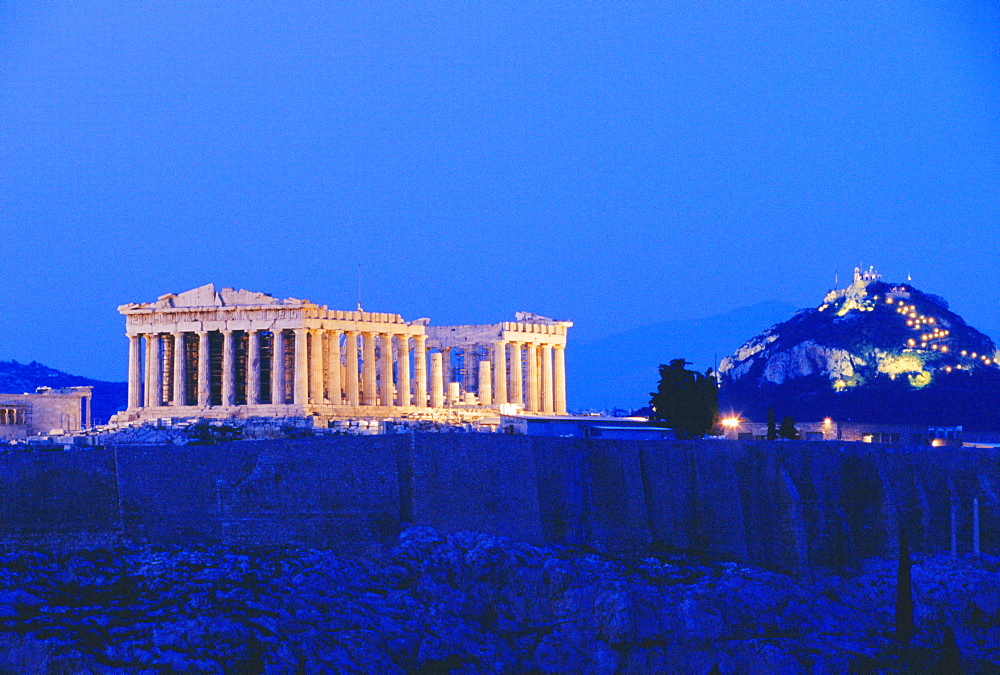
(778, 416, 799, 440)
(767, 408, 777, 441)
(649, 359, 718, 439)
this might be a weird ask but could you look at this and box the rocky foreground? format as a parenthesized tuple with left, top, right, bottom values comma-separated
(0, 529, 995, 673)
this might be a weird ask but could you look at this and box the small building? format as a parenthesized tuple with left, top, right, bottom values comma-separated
(0, 387, 93, 440)
(719, 417, 960, 446)
(500, 414, 675, 439)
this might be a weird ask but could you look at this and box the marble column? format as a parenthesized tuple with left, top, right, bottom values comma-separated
(541, 344, 554, 413)
(310, 329, 324, 404)
(361, 332, 377, 405)
(272, 330, 286, 405)
(430, 351, 445, 408)
(396, 335, 411, 407)
(162, 336, 173, 404)
(127, 334, 141, 409)
(221, 330, 235, 407)
(510, 342, 524, 406)
(413, 335, 427, 408)
(379, 333, 394, 407)
(492, 341, 507, 406)
(526, 343, 539, 412)
(442, 348, 453, 391)
(153, 333, 164, 406)
(293, 328, 309, 406)
(463, 348, 476, 395)
(143, 334, 153, 407)
(554, 344, 567, 414)
(345, 331, 360, 406)
(197, 331, 210, 407)
(247, 330, 261, 405)
(327, 330, 342, 405)
(172, 332, 186, 407)
(145, 334, 161, 408)
(479, 360, 492, 406)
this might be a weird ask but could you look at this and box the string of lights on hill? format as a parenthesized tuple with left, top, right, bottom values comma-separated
(815, 272, 999, 390)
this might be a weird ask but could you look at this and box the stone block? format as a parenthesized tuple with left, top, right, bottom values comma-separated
(0, 448, 119, 545)
(410, 433, 544, 544)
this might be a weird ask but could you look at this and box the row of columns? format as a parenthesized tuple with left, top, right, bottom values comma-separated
(128, 330, 567, 414)
(434, 341, 566, 414)
(0, 408, 26, 425)
(490, 341, 567, 414)
(128, 329, 432, 409)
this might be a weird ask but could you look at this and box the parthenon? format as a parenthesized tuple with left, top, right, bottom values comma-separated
(116, 284, 571, 422)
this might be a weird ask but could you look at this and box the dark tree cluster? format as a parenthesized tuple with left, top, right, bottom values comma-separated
(649, 359, 718, 439)
(766, 408, 799, 440)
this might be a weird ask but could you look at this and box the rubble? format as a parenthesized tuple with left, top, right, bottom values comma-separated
(3, 410, 503, 450)
(0, 529, 995, 673)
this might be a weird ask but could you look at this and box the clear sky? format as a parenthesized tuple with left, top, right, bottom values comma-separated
(1, 1, 998, 382)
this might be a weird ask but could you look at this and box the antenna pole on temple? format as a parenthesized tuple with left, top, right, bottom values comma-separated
(357, 265, 363, 312)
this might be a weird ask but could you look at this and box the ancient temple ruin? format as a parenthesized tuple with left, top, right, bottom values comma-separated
(116, 284, 570, 422)
(0, 387, 93, 440)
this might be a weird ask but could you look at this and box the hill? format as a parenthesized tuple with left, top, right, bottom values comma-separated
(0, 360, 126, 425)
(718, 269, 1000, 429)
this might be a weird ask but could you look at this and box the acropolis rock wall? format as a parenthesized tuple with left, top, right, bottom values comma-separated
(0, 437, 997, 569)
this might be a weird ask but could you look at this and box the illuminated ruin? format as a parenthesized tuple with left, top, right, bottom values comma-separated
(115, 284, 571, 423)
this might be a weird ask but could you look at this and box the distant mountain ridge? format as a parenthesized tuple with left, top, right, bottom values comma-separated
(0, 360, 126, 425)
(567, 301, 799, 411)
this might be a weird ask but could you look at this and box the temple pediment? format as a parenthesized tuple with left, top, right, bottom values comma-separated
(169, 284, 226, 307)
(124, 284, 306, 310)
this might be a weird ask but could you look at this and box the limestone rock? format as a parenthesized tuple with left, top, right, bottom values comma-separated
(0, 531, 995, 672)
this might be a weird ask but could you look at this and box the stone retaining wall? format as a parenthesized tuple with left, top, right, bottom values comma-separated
(0, 436, 996, 568)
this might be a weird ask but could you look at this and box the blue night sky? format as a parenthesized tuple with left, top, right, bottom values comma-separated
(1, 1, 998, 390)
